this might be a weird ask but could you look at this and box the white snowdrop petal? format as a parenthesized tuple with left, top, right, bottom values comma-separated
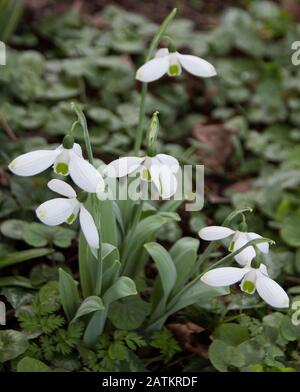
(256, 275, 290, 308)
(247, 232, 269, 254)
(36, 198, 77, 226)
(105, 156, 145, 178)
(148, 158, 161, 193)
(259, 264, 269, 277)
(155, 48, 169, 58)
(72, 143, 83, 157)
(157, 164, 177, 198)
(156, 153, 180, 174)
(233, 232, 256, 266)
(201, 267, 248, 287)
(177, 53, 217, 77)
(48, 179, 77, 198)
(8, 150, 59, 176)
(198, 226, 235, 241)
(69, 154, 104, 193)
(79, 205, 99, 249)
(136, 57, 170, 82)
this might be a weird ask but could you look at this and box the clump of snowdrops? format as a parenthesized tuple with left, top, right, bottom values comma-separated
(7, 8, 289, 348)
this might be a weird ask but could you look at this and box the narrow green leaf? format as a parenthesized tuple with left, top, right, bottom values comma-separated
(79, 233, 94, 298)
(99, 199, 118, 247)
(144, 242, 177, 301)
(59, 268, 80, 322)
(0, 248, 54, 270)
(71, 296, 104, 323)
(0, 276, 33, 289)
(170, 237, 199, 292)
(83, 309, 107, 348)
(102, 260, 121, 293)
(103, 277, 137, 306)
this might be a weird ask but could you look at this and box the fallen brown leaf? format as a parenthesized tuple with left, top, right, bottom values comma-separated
(193, 123, 234, 170)
(167, 321, 209, 358)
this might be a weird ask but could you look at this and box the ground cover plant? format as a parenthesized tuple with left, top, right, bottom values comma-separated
(1, 0, 300, 372)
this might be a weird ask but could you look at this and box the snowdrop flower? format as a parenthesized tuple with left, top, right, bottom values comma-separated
(199, 226, 269, 266)
(105, 154, 179, 199)
(8, 137, 104, 194)
(201, 264, 289, 309)
(136, 48, 216, 83)
(36, 179, 99, 249)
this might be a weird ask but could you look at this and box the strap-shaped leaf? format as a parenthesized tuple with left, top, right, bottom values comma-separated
(79, 233, 94, 298)
(121, 213, 178, 277)
(99, 199, 118, 247)
(170, 237, 200, 292)
(148, 282, 229, 331)
(83, 309, 107, 348)
(59, 268, 80, 322)
(168, 280, 229, 315)
(71, 296, 104, 323)
(102, 260, 121, 293)
(91, 243, 119, 265)
(103, 276, 137, 306)
(144, 242, 177, 301)
(0, 248, 54, 270)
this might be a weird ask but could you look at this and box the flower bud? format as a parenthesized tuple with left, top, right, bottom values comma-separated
(147, 111, 159, 157)
(168, 40, 176, 53)
(251, 253, 262, 269)
(77, 191, 88, 203)
(62, 135, 74, 149)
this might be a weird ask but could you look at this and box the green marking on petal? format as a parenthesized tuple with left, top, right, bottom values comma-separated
(9, 160, 16, 169)
(169, 64, 180, 76)
(37, 209, 47, 219)
(141, 167, 151, 182)
(55, 162, 69, 176)
(229, 240, 235, 252)
(242, 280, 255, 294)
(66, 214, 75, 224)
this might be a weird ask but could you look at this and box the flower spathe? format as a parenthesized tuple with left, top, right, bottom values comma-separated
(136, 48, 217, 83)
(8, 144, 104, 194)
(105, 153, 179, 199)
(199, 226, 269, 266)
(201, 264, 289, 309)
(36, 179, 99, 249)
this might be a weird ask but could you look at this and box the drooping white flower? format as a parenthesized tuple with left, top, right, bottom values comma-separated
(105, 153, 179, 199)
(8, 143, 104, 194)
(199, 226, 269, 266)
(136, 48, 217, 83)
(201, 264, 289, 309)
(36, 179, 99, 249)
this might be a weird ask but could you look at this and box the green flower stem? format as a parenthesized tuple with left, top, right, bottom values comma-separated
(166, 237, 274, 319)
(68, 120, 79, 136)
(72, 102, 94, 165)
(195, 207, 254, 271)
(71, 103, 103, 296)
(133, 8, 177, 155)
(203, 237, 274, 273)
(134, 83, 148, 155)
